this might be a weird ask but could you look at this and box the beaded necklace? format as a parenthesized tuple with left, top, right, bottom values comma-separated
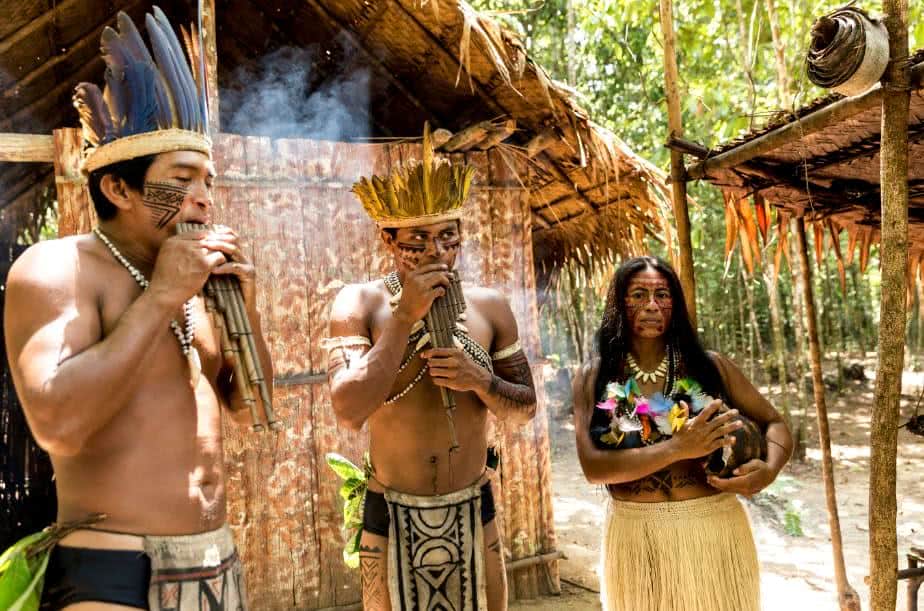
(94, 228, 200, 384)
(381, 271, 492, 404)
(626, 352, 668, 384)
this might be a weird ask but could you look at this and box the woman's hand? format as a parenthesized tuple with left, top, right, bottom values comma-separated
(671, 399, 743, 460)
(707, 459, 776, 497)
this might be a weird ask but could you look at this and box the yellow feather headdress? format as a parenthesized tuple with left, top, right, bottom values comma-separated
(352, 124, 476, 228)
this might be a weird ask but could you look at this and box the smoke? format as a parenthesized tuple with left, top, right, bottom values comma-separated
(221, 44, 370, 142)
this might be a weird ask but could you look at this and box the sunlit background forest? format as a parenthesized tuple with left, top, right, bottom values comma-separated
(473, 0, 924, 377)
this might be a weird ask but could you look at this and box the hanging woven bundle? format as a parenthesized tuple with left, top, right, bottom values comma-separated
(805, 5, 889, 97)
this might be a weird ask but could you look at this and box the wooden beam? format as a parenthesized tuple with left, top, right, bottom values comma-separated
(0, 0, 84, 58)
(687, 60, 924, 181)
(0, 0, 146, 113)
(0, 57, 104, 132)
(659, 0, 696, 325)
(0, 134, 55, 162)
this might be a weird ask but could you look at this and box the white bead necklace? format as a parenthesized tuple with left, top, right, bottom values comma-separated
(626, 352, 668, 384)
(94, 228, 201, 385)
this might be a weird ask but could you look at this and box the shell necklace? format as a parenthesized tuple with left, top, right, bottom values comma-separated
(626, 352, 668, 384)
(94, 228, 200, 385)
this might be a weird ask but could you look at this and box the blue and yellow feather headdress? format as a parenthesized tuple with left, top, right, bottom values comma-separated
(73, 6, 211, 174)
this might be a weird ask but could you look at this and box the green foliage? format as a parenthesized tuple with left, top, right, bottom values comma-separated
(475, 0, 913, 373)
(784, 502, 804, 537)
(0, 530, 53, 611)
(325, 453, 369, 569)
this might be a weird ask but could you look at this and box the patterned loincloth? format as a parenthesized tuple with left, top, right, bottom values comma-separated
(143, 524, 247, 611)
(385, 481, 488, 611)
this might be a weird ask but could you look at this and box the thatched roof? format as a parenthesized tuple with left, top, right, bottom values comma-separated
(0, 0, 672, 269)
(692, 48, 924, 261)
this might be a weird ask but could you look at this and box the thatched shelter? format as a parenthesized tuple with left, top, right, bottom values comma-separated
(683, 48, 924, 267)
(0, 1, 675, 608)
(0, 0, 673, 272)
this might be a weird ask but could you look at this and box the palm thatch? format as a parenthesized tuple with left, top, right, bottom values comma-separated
(0, 0, 671, 274)
(694, 48, 924, 278)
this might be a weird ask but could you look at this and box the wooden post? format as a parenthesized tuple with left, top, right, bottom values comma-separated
(53, 128, 95, 236)
(201, 0, 220, 132)
(658, 0, 697, 326)
(870, 0, 910, 609)
(795, 218, 860, 611)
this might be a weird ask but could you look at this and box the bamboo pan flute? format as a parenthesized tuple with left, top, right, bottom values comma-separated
(176, 223, 278, 431)
(425, 272, 466, 450)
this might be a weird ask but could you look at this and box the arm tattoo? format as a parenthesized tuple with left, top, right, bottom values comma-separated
(487, 351, 536, 418)
(360, 554, 386, 609)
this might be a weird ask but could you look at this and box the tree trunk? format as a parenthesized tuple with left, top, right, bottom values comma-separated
(790, 221, 809, 460)
(658, 0, 697, 326)
(764, 265, 791, 423)
(917, 281, 924, 357)
(764, 0, 792, 107)
(823, 255, 845, 390)
(741, 260, 766, 382)
(870, 1, 910, 608)
(796, 218, 861, 611)
(735, 260, 751, 372)
(566, 270, 585, 366)
(565, 0, 577, 87)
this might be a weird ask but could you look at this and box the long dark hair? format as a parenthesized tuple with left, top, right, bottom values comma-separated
(592, 256, 727, 403)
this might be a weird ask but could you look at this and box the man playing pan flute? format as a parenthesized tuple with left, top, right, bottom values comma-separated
(326, 126, 537, 611)
(3, 8, 271, 610)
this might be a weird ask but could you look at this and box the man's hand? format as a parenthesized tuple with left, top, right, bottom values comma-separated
(203, 226, 258, 313)
(394, 264, 452, 323)
(422, 347, 491, 392)
(707, 459, 776, 497)
(149, 229, 226, 309)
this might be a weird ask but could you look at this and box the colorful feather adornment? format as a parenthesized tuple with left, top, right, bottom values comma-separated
(73, 6, 209, 162)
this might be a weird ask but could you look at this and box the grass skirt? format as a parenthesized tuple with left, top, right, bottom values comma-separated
(600, 492, 760, 611)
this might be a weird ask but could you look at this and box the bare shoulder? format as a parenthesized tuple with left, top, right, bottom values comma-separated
(706, 350, 737, 375)
(463, 284, 510, 314)
(329, 279, 386, 326)
(7, 235, 103, 296)
(574, 357, 601, 394)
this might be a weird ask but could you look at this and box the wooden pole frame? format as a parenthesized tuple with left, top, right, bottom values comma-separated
(686, 61, 924, 181)
(658, 0, 697, 326)
(870, 1, 911, 609)
(795, 218, 861, 611)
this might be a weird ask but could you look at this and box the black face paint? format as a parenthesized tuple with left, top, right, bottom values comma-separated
(396, 242, 426, 269)
(143, 181, 188, 229)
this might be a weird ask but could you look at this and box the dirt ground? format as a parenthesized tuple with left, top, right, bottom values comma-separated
(510, 359, 924, 610)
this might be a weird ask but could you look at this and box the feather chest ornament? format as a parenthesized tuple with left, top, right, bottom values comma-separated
(589, 376, 766, 479)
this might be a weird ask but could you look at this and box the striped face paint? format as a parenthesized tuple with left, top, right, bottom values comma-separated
(143, 181, 188, 229)
(391, 222, 461, 271)
(625, 271, 673, 337)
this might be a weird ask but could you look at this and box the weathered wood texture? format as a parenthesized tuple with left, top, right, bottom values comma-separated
(54, 128, 558, 608)
(52, 128, 95, 234)
(0, 133, 54, 162)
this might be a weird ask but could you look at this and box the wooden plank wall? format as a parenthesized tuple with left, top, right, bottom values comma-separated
(53, 128, 558, 609)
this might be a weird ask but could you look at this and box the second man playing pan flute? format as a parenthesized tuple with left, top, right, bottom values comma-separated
(326, 126, 537, 611)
